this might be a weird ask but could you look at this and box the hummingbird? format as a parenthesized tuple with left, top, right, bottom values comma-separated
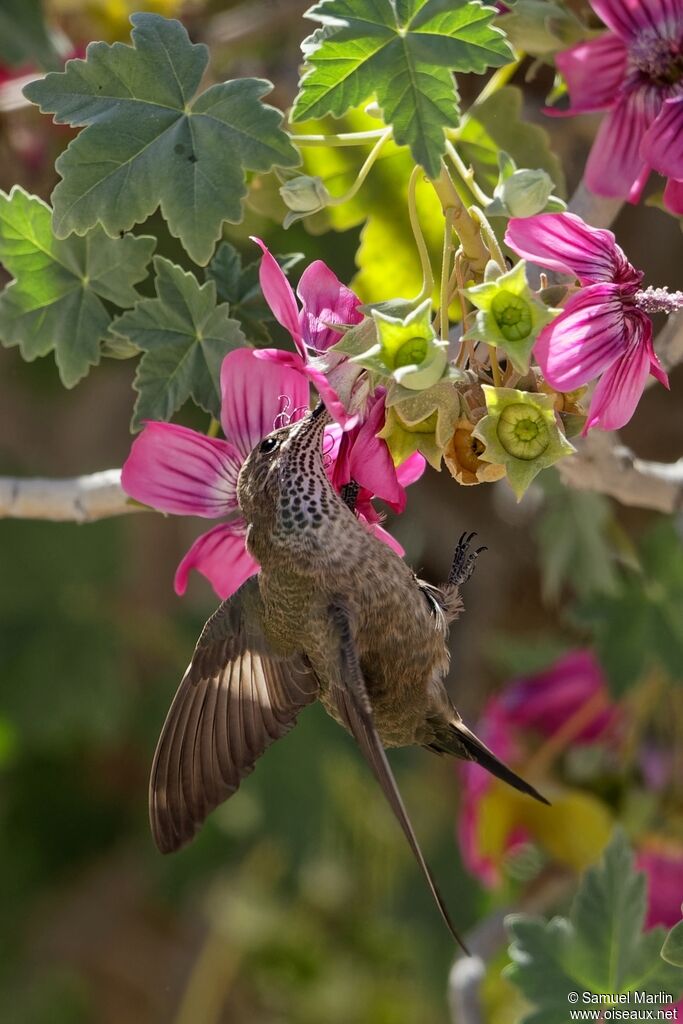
(149, 402, 548, 947)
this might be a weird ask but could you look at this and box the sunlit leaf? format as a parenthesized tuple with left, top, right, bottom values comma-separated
(292, 0, 513, 177)
(662, 921, 683, 968)
(0, 186, 154, 386)
(111, 256, 245, 428)
(24, 14, 300, 265)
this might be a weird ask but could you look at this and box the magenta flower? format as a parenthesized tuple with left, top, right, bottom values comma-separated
(550, 0, 683, 210)
(325, 390, 426, 555)
(505, 212, 669, 431)
(121, 348, 309, 599)
(642, 93, 683, 213)
(458, 649, 619, 886)
(498, 649, 619, 743)
(252, 238, 364, 427)
(637, 844, 683, 929)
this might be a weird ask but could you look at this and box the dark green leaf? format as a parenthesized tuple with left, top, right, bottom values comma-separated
(23, 14, 300, 265)
(111, 256, 246, 429)
(0, 0, 59, 70)
(536, 473, 617, 602)
(575, 522, 683, 692)
(292, 0, 513, 178)
(206, 242, 303, 344)
(459, 85, 566, 195)
(0, 186, 154, 386)
(506, 831, 683, 1023)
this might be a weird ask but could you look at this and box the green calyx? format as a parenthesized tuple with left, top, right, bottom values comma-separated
(464, 261, 559, 374)
(473, 386, 575, 500)
(334, 298, 448, 391)
(379, 379, 462, 469)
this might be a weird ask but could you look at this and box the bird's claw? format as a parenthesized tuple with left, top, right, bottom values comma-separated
(448, 531, 487, 588)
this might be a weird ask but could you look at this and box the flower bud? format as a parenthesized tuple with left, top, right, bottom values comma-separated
(500, 169, 555, 218)
(279, 175, 331, 226)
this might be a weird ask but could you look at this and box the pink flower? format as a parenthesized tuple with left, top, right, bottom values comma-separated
(122, 348, 309, 599)
(458, 649, 619, 886)
(325, 389, 426, 555)
(549, 0, 683, 211)
(505, 212, 669, 431)
(637, 843, 683, 929)
(252, 238, 364, 427)
(498, 649, 619, 743)
(642, 93, 683, 213)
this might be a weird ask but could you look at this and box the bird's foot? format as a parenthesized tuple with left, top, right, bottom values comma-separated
(447, 531, 487, 588)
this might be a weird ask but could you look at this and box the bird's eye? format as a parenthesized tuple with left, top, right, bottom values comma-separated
(259, 436, 280, 455)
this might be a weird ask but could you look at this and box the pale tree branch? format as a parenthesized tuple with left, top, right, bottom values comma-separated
(0, 470, 137, 522)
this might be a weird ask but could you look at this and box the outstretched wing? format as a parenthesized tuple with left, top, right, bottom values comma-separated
(150, 578, 319, 853)
(327, 601, 468, 952)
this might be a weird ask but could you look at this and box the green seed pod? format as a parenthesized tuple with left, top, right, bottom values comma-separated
(394, 336, 429, 368)
(497, 403, 550, 460)
(491, 290, 533, 342)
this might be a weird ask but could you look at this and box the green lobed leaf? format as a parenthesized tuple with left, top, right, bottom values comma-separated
(23, 14, 300, 265)
(0, 186, 155, 387)
(505, 831, 683, 1023)
(206, 242, 303, 344)
(535, 472, 618, 603)
(292, 0, 513, 178)
(111, 256, 246, 429)
(574, 521, 683, 693)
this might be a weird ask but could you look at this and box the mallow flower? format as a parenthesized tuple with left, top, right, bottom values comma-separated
(121, 348, 308, 598)
(252, 238, 363, 427)
(458, 650, 617, 887)
(549, 0, 683, 211)
(505, 212, 669, 432)
(641, 93, 683, 213)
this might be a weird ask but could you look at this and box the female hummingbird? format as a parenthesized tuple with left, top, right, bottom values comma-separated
(149, 403, 547, 947)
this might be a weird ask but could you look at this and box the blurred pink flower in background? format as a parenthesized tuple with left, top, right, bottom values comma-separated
(458, 650, 618, 886)
(637, 843, 683, 929)
(122, 348, 308, 598)
(550, 0, 683, 212)
(252, 238, 364, 427)
(505, 212, 669, 431)
(642, 94, 683, 213)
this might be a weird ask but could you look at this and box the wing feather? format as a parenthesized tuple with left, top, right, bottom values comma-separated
(150, 578, 319, 853)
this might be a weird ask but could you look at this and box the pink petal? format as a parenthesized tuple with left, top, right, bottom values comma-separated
(121, 421, 241, 518)
(251, 236, 305, 356)
(636, 846, 683, 930)
(585, 329, 652, 431)
(552, 34, 627, 115)
(501, 650, 616, 743)
(664, 176, 683, 214)
(590, 0, 672, 40)
(304, 361, 359, 429)
(220, 348, 310, 459)
(396, 451, 426, 487)
(641, 95, 683, 179)
(505, 213, 627, 284)
(297, 259, 363, 352)
(586, 85, 662, 203)
(534, 284, 629, 391)
(174, 518, 259, 598)
(348, 394, 404, 508)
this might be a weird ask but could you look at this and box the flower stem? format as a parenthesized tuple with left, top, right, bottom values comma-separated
(470, 205, 506, 271)
(431, 162, 489, 276)
(407, 164, 434, 304)
(290, 128, 390, 146)
(488, 345, 503, 386)
(207, 417, 221, 438)
(445, 140, 491, 206)
(453, 57, 523, 136)
(437, 207, 455, 340)
(328, 128, 393, 205)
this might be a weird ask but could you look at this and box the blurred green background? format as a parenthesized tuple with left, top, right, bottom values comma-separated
(1, 2, 682, 1022)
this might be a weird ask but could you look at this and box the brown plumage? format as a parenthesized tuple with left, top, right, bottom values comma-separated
(150, 404, 548, 947)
